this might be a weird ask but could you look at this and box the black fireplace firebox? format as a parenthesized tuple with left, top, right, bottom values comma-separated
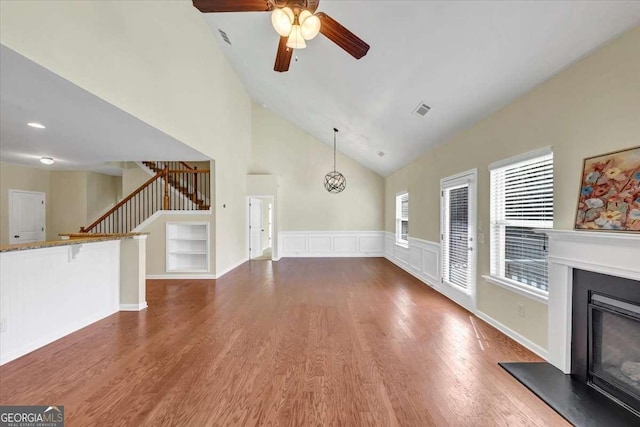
(572, 269, 640, 416)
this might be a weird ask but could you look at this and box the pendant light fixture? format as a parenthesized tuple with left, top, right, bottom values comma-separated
(324, 128, 346, 194)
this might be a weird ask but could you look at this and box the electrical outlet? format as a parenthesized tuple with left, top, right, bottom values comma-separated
(0, 318, 6, 332)
(517, 304, 526, 318)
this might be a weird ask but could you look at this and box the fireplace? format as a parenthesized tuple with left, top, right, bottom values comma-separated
(499, 230, 640, 425)
(572, 269, 640, 415)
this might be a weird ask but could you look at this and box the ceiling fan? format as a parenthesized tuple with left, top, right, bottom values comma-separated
(192, 0, 370, 72)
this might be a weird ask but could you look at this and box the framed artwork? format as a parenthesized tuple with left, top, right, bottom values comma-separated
(575, 146, 640, 232)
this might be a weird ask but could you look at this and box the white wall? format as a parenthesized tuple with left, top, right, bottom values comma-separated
(384, 27, 640, 351)
(0, 240, 120, 364)
(0, 0, 252, 275)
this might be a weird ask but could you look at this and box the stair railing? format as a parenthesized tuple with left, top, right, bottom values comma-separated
(81, 166, 211, 234)
(143, 161, 211, 207)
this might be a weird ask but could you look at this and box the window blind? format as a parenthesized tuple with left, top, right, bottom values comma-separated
(442, 184, 470, 290)
(396, 193, 409, 243)
(490, 151, 553, 292)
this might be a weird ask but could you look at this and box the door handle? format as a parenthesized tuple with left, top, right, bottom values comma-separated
(14, 235, 20, 238)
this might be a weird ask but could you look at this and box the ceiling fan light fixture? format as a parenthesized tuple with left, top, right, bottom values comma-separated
(286, 24, 306, 49)
(271, 7, 294, 37)
(299, 11, 321, 40)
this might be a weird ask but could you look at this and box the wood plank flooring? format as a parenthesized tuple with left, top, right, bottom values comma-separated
(0, 258, 568, 426)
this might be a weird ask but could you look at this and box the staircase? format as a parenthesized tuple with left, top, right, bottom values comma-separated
(81, 161, 211, 234)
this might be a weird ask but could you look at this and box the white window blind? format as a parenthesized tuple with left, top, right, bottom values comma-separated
(442, 184, 470, 290)
(490, 149, 553, 292)
(396, 193, 409, 244)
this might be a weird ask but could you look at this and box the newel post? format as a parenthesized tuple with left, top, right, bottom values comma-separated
(193, 166, 198, 203)
(163, 166, 170, 210)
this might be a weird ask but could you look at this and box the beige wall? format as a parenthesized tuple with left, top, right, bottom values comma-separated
(0, 162, 51, 244)
(250, 104, 384, 232)
(49, 171, 88, 238)
(122, 163, 151, 196)
(86, 172, 120, 221)
(0, 0, 252, 275)
(384, 28, 640, 349)
(137, 213, 214, 276)
(1, 163, 121, 242)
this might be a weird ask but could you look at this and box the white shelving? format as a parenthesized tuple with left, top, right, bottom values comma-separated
(166, 222, 210, 273)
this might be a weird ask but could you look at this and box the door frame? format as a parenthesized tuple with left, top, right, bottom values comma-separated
(439, 168, 478, 312)
(245, 195, 276, 261)
(9, 189, 46, 244)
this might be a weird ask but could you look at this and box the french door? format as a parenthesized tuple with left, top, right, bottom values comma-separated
(440, 169, 477, 311)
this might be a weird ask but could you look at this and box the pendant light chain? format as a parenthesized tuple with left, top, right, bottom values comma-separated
(333, 128, 338, 172)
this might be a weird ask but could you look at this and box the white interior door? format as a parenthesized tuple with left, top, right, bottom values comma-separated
(440, 170, 477, 311)
(249, 198, 263, 259)
(9, 190, 46, 244)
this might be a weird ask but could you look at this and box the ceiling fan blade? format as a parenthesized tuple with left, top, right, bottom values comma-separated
(192, 0, 273, 13)
(274, 36, 293, 72)
(316, 12, 369, 59)
(307, 0, 320, 12)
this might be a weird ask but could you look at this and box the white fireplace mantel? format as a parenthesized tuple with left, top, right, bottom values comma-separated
(537, 229, 640, 374)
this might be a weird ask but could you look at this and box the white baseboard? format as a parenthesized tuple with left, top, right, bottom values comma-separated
(383, 231, 548, 360)
(146, 258, 249, 280)
(474, 310, 549, 360)
(146, 274, 216, 280)
(215, 257, 249, 279)
(279, 231, 384, 258)
(119, 302, 148, 311)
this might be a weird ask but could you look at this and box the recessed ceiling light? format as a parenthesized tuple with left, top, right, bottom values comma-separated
(28, 122, 46, 129)
(40, 157, 54, 165)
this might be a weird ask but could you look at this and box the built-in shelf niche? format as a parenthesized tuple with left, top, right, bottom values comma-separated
(166, 222, 209, 273)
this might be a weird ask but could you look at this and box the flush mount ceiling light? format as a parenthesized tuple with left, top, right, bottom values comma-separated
(27, 122, 46, 129)
(324, 128, 346, 194)
(39, 157, 54, 165)
(192, 0, 369, 72)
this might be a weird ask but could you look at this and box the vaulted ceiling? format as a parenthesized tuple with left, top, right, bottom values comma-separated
(201, 1, 640, 176)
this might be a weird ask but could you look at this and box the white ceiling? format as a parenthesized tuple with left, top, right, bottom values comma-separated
(203, 1, 640, 176)
(0, 45, 209, 176)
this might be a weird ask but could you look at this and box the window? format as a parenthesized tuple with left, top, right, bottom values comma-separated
(396, 192, 409, 245)
(489, 148, 553, 294)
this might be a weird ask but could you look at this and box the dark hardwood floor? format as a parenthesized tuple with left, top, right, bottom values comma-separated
(0, 258, 568, 426)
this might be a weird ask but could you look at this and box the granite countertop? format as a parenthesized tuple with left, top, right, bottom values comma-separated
(0, 233, 149, 253)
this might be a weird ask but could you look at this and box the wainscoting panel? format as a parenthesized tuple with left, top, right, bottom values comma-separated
(279, 231, 385, 258)
(283, 236, 307, 253)
(308, 236, 332, 253)
(384, 232, 440, 287)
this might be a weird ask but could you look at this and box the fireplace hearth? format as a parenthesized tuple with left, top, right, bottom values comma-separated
(501, 268, 640, 426)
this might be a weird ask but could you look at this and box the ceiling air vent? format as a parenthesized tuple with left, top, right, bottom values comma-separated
(218, 29, 231, 45)
(413, 102, 431, 117)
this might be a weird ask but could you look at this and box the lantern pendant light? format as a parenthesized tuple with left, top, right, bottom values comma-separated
(324, 128, 346, 194)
